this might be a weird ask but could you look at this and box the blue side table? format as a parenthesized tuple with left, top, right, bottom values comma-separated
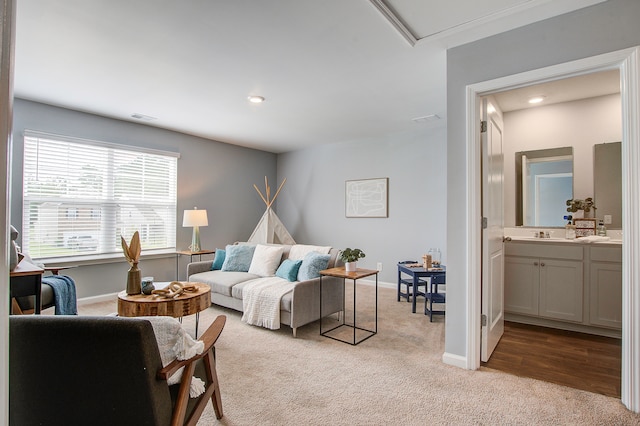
(397, 262, 446, 317)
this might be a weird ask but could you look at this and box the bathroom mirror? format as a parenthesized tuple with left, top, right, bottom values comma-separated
(516, 147, 573, 227)
(594, 141, 622, 229)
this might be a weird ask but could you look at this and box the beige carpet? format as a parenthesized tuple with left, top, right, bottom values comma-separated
(80, 287, 640, 425)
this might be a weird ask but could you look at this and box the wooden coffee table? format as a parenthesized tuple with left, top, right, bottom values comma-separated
(117, 282, 211, 337)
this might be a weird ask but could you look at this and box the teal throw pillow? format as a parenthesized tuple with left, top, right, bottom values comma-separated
(221, 244, 256, 272)
(297, 252, 331, 281)
(276, 259, 303, 282)
(210, 249, 226, 270)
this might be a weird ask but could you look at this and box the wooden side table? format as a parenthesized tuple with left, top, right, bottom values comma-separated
(10, 261, 45, 314)
(176, 249, 216, 280)
(117, 282, 211, 337)
(319, 267, 378, 345)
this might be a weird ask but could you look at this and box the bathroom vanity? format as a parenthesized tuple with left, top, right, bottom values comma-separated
(504, 237, 622, 337)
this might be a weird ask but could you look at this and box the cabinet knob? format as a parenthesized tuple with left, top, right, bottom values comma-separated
(533, 261, 539, 266)
(540, 262, 545, 267)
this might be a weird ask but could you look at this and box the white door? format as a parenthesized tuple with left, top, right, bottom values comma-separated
(481, 96, 505, 362)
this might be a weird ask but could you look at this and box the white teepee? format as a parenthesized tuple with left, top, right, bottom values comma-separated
(248, 177, 295, 245)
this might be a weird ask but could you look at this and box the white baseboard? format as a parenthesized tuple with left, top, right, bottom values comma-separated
(355, 278, 395, 289)
(442, 352, 469, 369)
(77, 292, 118, 306)
(77, 280, 396, 306)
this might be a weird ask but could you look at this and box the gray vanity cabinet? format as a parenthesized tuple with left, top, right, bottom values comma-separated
(589, 246, 622, 329)
(504, 256, 539, 316)
(505, 242, 583, 323)
(505, 240, 622, 335)
(538, 258, 583, 322)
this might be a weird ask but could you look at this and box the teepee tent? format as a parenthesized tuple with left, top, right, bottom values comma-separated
(248, 177, 296, 245)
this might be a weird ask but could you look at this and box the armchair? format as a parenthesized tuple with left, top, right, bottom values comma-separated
(9, 315, 226, 425)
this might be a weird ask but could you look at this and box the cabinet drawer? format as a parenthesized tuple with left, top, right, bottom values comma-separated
(505, 242, 583, 260)
(590, 246, 622, 262)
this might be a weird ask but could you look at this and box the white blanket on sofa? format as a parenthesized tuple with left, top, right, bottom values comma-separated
(241, 277, 296, 330)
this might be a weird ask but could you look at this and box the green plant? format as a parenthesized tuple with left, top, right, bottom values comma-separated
(340, 248, 366, 263)
(566, 197, 596, 213)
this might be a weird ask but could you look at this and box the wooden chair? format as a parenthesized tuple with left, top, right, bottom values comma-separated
(397, 260, 427, 302)
(11, 265, 76, 315)
(416, 273, 446, 321)
(9, 315, 226, 425)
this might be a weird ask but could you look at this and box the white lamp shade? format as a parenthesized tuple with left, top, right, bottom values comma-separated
(182, 209, 208, 227)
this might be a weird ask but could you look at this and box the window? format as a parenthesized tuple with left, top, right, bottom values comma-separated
(22, 131, 179, 260)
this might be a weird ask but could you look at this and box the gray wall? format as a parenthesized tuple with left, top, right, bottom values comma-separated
(11, 99, 276, 298)
(277, 124, 447, 284)
(504, 94, 621, 227)
(446, 0, 640, 358)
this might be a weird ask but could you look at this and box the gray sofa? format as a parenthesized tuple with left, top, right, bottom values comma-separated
(187, 243, 344, 337)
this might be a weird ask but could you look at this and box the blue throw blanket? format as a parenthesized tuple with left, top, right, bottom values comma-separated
(42, 275, 78, 315)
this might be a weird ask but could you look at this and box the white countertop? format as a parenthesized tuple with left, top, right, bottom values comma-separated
(504, 227, 622, 245)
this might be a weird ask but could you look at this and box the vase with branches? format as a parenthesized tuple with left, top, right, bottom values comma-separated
(122, 231, 142, 294)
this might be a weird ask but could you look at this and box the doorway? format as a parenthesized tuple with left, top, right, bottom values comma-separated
(467, 46, 640, 411)
(482, 69, 623, 393)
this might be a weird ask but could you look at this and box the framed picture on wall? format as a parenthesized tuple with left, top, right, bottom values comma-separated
(345, 178, 388, 218)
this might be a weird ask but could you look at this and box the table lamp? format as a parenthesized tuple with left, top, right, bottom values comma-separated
(183, 207, 208, 252)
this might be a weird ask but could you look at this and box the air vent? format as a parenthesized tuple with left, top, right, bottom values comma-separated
(131, 113, 157, 121)
(412, 114, 441, 123)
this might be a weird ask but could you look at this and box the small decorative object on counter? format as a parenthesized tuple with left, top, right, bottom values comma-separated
(340, 248, 366, 272)
(597, 220, 607, 236)
(428, 248, 441, 267)
(122, 231, 142, 295)
(422, 254, 432, 269)
(141, 276, 155, 295)
(564, 215, 576, 240)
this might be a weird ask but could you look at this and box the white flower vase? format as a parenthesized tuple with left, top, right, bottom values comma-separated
(345, 261, 357, 272)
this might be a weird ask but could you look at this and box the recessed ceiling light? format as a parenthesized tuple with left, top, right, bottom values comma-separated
(248, 96, 265, 104)
(528, 96, 545, 104)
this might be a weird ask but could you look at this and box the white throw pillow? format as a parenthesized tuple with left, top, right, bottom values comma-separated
(248, 244, 284, 277)
(288, 244, 331, 261)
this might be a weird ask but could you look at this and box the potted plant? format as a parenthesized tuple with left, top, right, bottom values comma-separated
(340, 248, 365, 272)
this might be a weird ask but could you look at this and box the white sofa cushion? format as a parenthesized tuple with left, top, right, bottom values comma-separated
(288, 244, 331, 261)
(248, 244, 284, 277)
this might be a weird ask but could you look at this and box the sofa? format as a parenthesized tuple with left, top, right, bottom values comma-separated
(187, 242, 344, 336)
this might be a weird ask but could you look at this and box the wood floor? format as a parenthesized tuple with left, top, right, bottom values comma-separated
(482, 321, 622, 398)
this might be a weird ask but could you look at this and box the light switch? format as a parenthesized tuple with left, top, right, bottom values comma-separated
(604, 215, 612, 224)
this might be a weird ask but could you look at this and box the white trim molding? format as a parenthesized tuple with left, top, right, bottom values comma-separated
(465, 46, 640, 413)
(442, 351, 468, 369)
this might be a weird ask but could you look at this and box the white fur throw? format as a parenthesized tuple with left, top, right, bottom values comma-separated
(241, 277, 295, 329)
(143, 316, 206, 398)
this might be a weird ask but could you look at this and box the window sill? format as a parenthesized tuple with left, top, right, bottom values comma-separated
(33, 249, 177, 268)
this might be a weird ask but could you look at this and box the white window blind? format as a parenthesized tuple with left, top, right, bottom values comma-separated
(22, 131, 178, 260)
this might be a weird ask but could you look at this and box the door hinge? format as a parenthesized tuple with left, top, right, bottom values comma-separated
(481, 314, 487, 327)
(480, 120, 487, 133)
(482, 217, 488, 229)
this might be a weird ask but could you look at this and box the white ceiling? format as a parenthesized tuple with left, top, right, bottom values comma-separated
(14, 0, 606, 153)
(494, 69, 621, 112)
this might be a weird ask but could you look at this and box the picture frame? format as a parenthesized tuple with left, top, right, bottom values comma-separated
(345, 178, 388, 218)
